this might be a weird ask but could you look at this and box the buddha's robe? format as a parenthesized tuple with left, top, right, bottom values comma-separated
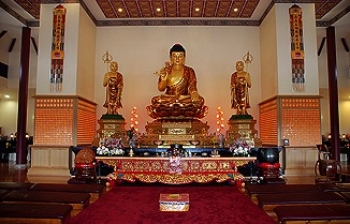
(231, 72, 250, 110)
(151, 65, 204, 105)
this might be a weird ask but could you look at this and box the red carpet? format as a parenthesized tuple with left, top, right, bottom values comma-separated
(66, 184, 276, 224)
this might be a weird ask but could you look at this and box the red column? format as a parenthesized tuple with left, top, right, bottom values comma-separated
(16, 27, 31, 167)
(326, 26, 340, 161)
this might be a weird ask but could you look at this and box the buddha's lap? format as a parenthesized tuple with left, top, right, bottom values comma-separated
(146, 102, 207, 119)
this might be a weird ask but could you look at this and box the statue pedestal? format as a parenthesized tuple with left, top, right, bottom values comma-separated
(226, 117, 262, 147)
(97, 114, 127, 144)
(140, 119, 214, 148)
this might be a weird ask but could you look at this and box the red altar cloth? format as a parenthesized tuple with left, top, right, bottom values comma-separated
(95, 156, 256, 184)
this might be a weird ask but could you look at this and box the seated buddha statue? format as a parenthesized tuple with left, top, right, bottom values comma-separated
(146, 44, 208, 119)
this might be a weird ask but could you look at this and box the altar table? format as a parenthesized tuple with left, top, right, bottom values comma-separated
(95, 156, 256, 184)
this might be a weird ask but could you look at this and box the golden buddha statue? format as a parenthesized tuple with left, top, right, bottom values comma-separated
(103, 61, 123, 115)
(231, 60, 251, 115)
(146, 44, 208, 119)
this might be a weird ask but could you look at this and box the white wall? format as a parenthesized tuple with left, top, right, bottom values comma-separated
(260, 5, 278, 100)
(0, 25, 37, 136)
(94, 26, 262, 134)
(35, 3, 96, 98)
(76, 5, 96, 99)
(317, 16, 350, 135)
(275, 4, 319, 96)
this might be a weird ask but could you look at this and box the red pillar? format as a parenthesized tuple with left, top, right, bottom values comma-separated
(326, 26, 340, 161)
(15, 27, 31, 167)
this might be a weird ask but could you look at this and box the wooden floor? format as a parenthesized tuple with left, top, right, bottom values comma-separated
(1, 160, 350, 184)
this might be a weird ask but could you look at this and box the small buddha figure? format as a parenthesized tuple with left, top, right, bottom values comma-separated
(146, 44, 207, 119)
(231, 60, 251, 115)
(103, 61, 123, 115)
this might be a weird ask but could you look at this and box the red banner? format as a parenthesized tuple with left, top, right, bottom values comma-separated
(50, 4, 66, 92)
(290, 4, 305, 92)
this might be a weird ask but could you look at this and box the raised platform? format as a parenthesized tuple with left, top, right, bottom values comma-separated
(141, 118, 213, 147)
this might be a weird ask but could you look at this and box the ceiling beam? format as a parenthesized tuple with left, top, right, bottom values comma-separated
(31, 36, 38, 55)
(0, 0, 28, 26)
(8, 38, 16, 53)
(0, 30, 8, 40)
(341, 38, 349, 53)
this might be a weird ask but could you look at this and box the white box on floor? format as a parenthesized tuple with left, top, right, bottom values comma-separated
(159, 194, 189, 212)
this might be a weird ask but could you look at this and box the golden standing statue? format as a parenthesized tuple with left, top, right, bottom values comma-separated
(231, 60, 252, 115)
(103, 61, 123, 115)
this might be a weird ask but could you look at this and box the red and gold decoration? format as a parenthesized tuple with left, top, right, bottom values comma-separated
(96, 156, 256, 184)
(289, 4, 305, 92)
(50, 4, 66, 92)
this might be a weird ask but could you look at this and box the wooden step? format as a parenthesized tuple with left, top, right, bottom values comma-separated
(29, 183, 105, 203)
(274, 205, 350, 224)
(0, 203, 72, 224)
(0, 190, 90, 216)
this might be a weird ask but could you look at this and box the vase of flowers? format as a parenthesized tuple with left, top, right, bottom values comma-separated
(126, 128, 136, 148)
(229, 137, 251, 157)
(96, 134, 125, 156)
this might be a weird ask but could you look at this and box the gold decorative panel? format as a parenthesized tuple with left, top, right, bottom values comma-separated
(34, 98, 74, 145)
(34, 96, 96, 146)
(259, 98, 278, 145)
(280, 98, 321, 146)
(259, 96, 321, 147)
(77, 99, 96, 145)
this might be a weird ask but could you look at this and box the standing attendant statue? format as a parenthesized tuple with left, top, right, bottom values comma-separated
(103, 61, 123, 115)
(231, 60, 252, 115)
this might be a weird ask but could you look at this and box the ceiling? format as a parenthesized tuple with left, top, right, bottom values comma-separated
(0, 0, 349, 48)
(4, 0, 345, 20)
(0, 0, 349, 28)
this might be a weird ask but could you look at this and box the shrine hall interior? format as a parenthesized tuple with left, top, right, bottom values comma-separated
(0, 0, 350, 181)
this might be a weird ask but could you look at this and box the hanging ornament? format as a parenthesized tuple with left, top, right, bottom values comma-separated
(50, 4, 66, 92)
(290, 4, 305, 92)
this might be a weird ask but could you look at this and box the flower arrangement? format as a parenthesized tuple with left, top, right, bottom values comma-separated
(229, 137, 251, 157)
(96, 134, 125, 156)
(126, 128, 137, 148)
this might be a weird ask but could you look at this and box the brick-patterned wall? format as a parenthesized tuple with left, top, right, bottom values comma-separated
(77, 99, 96, 145)
(34, 96, 96, 146)
(280, 98, 321, 146)
(34, 98, 74, 145)
(259, 96, 321, 147)
(259, 98, 278, 145)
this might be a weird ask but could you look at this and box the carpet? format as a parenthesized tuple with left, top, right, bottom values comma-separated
(66, 184, 276, 224)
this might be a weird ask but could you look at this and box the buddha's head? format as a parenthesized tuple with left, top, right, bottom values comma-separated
(236, 60, 244, 71)
(110, 61, 118, 72)
(170, 44, 186, 66)
(170, 44, 186, 56)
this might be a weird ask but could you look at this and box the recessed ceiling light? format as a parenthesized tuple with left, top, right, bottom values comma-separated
(233, 8, 238, 12)
(118, 8, 123, 13)
(195, 8, 200, 12)
(4, 95, 10, 99)
(156, 8, 161, 12)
